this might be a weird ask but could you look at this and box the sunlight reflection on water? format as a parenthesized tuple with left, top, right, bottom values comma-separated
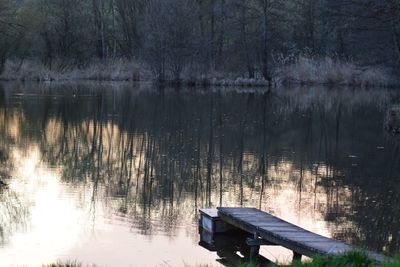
(0, 83, 399, 266)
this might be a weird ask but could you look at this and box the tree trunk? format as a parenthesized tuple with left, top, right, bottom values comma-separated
(240, 2, 253, 79)
(216, 0, 225, 70)
(390, 1, 400, 68)
(248, 66, 255, 79)
(110, 0, 117, 58)
(210, 0, 215, 70)
(92, 0, 105, 59)
(42, 31, 53, 68)
(0, 55, 6, 75)
(261, 0, 271, 84)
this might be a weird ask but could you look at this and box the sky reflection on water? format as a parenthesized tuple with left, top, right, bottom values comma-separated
(0, 83, 399, 266)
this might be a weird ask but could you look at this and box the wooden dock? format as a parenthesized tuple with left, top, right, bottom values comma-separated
(199, 207, 390, 264)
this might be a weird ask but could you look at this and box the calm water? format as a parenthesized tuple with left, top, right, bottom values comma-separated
(0, 82, 399, 266)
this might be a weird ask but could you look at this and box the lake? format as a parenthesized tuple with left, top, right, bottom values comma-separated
(0, 82, 399, 266)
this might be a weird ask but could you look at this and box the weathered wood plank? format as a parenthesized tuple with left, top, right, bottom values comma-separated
(217, 207, 390, 263)
(246, 238, 275, 246)
(256, 227, 307, 233)
(199, 208, 219, 218)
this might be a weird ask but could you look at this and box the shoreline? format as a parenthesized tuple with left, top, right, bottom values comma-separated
(1, 78, 398, 89)
(0, 57, 397, 89)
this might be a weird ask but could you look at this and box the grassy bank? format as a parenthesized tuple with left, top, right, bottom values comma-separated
(231, 251, 399, 267)
(0, 57, 397, 88)
(41, 252, 400, 267)
(279, 252, 398, 267)
(43, 262, 88, 267)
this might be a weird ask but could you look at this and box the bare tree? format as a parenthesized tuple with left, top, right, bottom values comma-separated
(115, 0, 145, 57)
(0, 0, 19, 73)
(143, 0, 198, 82)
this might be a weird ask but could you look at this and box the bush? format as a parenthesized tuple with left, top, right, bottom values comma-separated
(0, 59, 144, 82)
(229, 251, 399, 267)
(280, 56, 393, 87)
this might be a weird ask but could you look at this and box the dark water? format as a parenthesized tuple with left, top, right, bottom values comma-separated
(0, 82, 399, 266)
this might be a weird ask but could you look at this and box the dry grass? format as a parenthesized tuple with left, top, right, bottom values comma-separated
(0, 59, 146, 82)
(178, 76, 270, 87)
(67, 59, 145, 81)
(208, 77, 270, 87)
(0, 60, 58, 81)
(42, 261, 96, 267)
(1, 56, 396, 88)
(280, 56, 394, 88)
(0, 59, 272, 86)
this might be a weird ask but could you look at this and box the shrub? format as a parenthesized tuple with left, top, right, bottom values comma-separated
(281, 56, 393, 87)
(0, 59, 145, 82)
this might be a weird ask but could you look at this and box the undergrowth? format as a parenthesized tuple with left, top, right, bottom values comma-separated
(1, 56, 397, 88)
(230, 251, 400, 267)
(280, 56, 394, 88)
(40, 252, 400, 267)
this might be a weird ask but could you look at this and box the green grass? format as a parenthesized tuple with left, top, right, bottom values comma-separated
(384, 255, 400, 267)
(229, 251, 400, 267)
(42, 261, 93, 267)
(40, 253, 400, 267)
(278, 251, 374, 267)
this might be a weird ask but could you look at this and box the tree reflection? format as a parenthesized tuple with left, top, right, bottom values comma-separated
(0, 83, 399, 254)
(0, 84, 29, 246)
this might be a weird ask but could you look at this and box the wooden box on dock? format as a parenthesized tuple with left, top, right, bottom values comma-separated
(199, 208, 229, 234)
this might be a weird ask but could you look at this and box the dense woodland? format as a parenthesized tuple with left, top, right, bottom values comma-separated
(0, 0, 400, 81)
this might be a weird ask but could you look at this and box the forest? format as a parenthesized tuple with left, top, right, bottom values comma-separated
(0, 0, 399, 85)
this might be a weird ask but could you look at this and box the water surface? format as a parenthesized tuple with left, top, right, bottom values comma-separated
(0, 83, 399, 266)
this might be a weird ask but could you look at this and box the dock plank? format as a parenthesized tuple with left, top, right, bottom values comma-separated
(217, 207, 389, 263)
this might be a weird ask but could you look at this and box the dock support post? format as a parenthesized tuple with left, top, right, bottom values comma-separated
(250, 246, 260, 260)
(249, 232, 260, 260)
(292, 251, 302, 262)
